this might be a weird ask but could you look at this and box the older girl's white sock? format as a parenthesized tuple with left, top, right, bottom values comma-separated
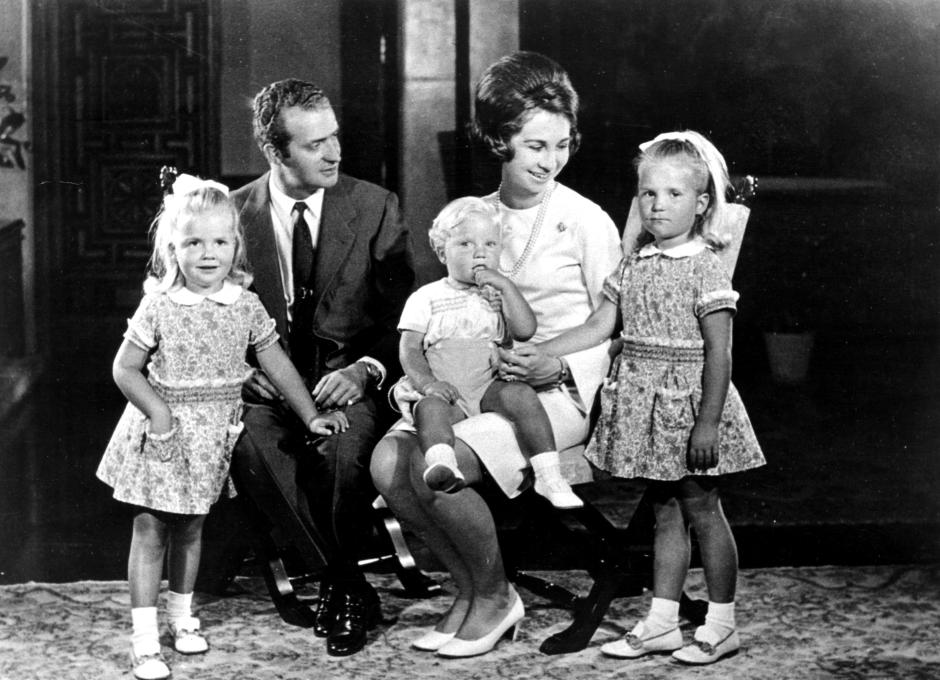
(644, 596, 680, 634)
(166, 590, 193, 622)
(702, 600, 736, 639)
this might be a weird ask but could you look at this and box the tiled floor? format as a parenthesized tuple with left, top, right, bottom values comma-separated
(1, 327, 938, 584)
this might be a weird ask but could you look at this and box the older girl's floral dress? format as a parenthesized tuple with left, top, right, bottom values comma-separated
(586, 240, 765, 480)
(97, 281, 278, 514)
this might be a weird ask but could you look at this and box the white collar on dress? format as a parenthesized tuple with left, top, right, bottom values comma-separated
(638, 239, 708, 259)
(167, 280, 244, 306)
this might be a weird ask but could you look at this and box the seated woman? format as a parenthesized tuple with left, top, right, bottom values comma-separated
(370, 51, 622, 658)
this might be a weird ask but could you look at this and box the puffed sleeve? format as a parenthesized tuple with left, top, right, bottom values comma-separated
(601, 258, 629, 305)
(244, 292, 280, 352)
(397, 285, 432, 335)
(694, 252, 740, 318)
(124, 293, 160, 351)
(576, 203, 623, 309)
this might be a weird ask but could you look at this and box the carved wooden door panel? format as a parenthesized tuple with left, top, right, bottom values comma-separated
(52, 0, 218, 344)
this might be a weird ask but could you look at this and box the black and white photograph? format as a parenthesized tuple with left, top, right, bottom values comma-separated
(1, 1, 938, 678)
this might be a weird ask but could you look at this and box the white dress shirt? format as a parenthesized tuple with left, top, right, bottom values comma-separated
(267, 176, 325, 319)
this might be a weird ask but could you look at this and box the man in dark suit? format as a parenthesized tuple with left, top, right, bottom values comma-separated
(230, 79, 413, 657)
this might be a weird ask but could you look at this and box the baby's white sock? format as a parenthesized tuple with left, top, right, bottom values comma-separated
(131, 606, 161, 657)
(701, 600, 736, 641)
(644, 596, 680, 634)
(166, 590, 193, 623)
(425, 443, 458, 469)
(530, 451, 561, 479)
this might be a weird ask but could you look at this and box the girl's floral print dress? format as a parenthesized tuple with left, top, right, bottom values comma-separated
(586, 240, 765, 480)
(97, 281, 278, 514)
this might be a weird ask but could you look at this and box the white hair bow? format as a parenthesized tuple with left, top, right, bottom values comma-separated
(638, 131, 699, 152)
(170, 173, 229, 197)
(638, 130, 730, 203)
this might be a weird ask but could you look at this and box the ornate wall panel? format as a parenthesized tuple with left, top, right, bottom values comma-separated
(58, 0, 219, 273)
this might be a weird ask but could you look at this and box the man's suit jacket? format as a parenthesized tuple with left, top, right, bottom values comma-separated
(232, 172, 414, 381)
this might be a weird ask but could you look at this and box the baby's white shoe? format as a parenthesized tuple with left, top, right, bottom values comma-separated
(530, 451, 582, 508)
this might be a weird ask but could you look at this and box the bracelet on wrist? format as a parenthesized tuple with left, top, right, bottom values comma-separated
(556, 357, 571, 385)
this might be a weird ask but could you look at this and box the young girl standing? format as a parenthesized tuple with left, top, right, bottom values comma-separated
(398, 197, 582, 509)
(538, 131, 765, 665)
(97, 175, 348, 680)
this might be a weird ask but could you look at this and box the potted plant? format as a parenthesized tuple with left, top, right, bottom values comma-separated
(760, 276, 817, 385)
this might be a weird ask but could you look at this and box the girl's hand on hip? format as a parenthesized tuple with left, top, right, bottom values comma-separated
(688, 421, 719, 471)
(495, 345, 559, 385)
(148, 405, 174, 436)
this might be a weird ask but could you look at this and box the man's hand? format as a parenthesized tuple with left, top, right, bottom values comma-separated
(312, 364, 368, 409)
(242, 368, 282, 403)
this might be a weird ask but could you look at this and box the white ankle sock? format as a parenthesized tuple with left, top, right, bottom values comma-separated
(425, 443, 458, 468)
(131, 606, 160, 657)
(645, 597, 680, 633)
(703, 600, 736, 639)
(530, 451, 561, 477)
(166, 590, 193, 622)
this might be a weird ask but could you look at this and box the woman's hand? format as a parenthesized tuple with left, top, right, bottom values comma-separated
(688, 421, 719, 471)
(495, 345, 561, 386)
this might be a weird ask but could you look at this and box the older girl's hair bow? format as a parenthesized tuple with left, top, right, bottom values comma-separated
(638, 131, 700, 152)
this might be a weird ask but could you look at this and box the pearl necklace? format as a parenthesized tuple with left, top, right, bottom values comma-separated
(495, 181, 556, 278)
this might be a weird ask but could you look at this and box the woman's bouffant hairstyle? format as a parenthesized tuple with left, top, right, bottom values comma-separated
(428, 196, 500, 261)
(145, 187, 251, 293)
(634, 130, 731, 252)
(252, 78, 331, 158)
(471, 51, 581, 162)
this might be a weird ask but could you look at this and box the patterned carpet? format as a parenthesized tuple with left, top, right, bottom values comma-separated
(2, 565, 939, 680)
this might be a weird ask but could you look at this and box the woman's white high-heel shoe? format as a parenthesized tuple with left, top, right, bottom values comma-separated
(411, 629, 456, 651)
(436, 588, 524, 658)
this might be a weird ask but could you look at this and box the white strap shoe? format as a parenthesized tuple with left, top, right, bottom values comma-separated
(672, 626, 740, 664)
(169, 616, 209, 655)
(132, 651, 170, 680)
(601, 621, 683, 658)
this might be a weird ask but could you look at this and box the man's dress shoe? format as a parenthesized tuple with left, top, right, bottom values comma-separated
(313, 581, 340, 638)
(326, 588, 381, 656)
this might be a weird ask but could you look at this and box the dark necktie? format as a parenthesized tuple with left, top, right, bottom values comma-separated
(290, 202, 316, 376)
(291, 202, 314, 294)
